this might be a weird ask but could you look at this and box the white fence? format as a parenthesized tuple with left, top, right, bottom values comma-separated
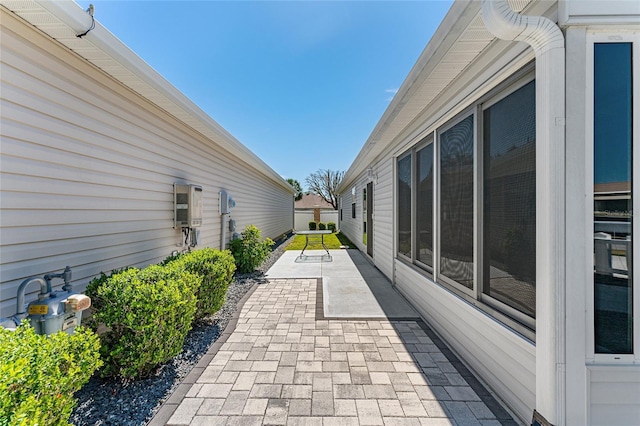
(294, 210, 339, 231)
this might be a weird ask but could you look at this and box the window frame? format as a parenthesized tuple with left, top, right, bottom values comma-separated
(478, 76, 537, 330)
(397, 151, 413, 262)
(414, 135, 436, 274)
(395, 65, 537, 339)
(585, 32, 639, 363)
(436, 110, 477, 297)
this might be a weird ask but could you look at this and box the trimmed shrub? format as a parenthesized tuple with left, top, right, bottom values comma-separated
(86, 264, 199, 379)
(229, 225, 274, 273)
(308, 221, 317, 230)
(0, 322, 102, 426)
(318, 222, 326, 230)
(327, 222, 336, 232)
(163, 248, 236, 321)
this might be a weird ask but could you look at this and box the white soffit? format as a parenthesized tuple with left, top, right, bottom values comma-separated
(341, 0, 533, 189)
(1, 0, 293, 192)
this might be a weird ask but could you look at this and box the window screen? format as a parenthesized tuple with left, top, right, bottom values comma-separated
(440, 115, 474, 289)
(416, 143, 434, 268)
(483, 80, 536, 318)
(398, 154, 412, 258)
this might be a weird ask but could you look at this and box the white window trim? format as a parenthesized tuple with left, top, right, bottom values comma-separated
(585, 31, 640, 364)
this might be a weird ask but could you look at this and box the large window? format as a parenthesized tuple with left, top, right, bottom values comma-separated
(593, 42, 633, 354)
(398, 154, 412, 258)
(416, 142, 434, 269)
(396, 69, 536, 331)
(483, 81, 536, 318)
(440, 116, 475, 290)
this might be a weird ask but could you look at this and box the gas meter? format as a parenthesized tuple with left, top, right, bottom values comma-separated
(0, 266, 91, 335)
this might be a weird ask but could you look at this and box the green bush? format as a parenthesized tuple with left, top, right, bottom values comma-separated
(318, 222, 326, 230)
(0, 322, 102, 426)
(86, 264, 199, 379)
(308, 221, 317, 230)
(163, 248, 236, 321)
(327, 222, 336, 232)
(229, 225, 274, 273)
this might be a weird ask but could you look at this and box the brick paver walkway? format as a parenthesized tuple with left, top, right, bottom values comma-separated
(154, 278, 516, 425)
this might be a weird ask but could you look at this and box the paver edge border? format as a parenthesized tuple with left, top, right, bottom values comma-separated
(146, 280, 262, 426)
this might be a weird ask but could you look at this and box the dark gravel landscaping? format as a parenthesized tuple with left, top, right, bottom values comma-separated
(71, 236, 292, 426)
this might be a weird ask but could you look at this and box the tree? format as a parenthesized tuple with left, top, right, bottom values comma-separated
(305, 169, 344, 210)
(286, 178, 303, 201)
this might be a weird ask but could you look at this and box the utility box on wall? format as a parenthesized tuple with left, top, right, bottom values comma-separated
(219, 190, 235, 215)
(174, 184, 203, 228)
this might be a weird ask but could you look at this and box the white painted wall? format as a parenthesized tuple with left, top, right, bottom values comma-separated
(294, 210, 338, 231)
(0, 10, 293, 316)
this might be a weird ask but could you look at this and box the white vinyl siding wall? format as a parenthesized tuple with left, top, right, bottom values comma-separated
(371, 158, 393, 280)
(0, 11, 293, 316)
(339, 183, 359, 251)
(588, 366, 640, 425)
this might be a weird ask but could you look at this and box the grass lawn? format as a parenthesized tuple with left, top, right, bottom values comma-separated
(286, 232, 355, 250)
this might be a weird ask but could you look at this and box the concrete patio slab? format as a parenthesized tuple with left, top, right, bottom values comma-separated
(265, 249, 419, 320)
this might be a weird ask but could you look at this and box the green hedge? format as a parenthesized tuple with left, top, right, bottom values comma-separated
(86, 264, 199, 379)
(163, 248, 236, 321)
(318, 222, 326, 230)
(308, 221, 317, 230)
(229, 225, 274, 273)
(0, 323, 102, 426)
(327, 222, 336, 232)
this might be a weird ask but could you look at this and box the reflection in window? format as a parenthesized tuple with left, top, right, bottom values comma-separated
(417, 143, 434, 269)
(398, 154, 412, 258)
(483, 81, 536, 317)
(594, 43, 633, 354)
(440, 116, 474, 289)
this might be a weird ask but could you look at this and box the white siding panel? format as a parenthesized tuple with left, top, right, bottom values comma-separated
(371, 158, 394, 280)
(394, 261, 535, 423)
(0, 12, 293, 316)
(589, 366, 640, 426)
(343, 174, 370, 254)
(339, 186, 358, 248)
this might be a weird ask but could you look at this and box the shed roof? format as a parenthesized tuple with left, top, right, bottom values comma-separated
(1, 0, 294, 194)
(295, 194, 334, 210)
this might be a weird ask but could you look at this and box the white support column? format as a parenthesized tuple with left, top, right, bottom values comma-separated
(481, 1, 566, 425)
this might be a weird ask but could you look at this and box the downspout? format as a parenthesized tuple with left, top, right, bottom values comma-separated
(481, 1, 566, 425)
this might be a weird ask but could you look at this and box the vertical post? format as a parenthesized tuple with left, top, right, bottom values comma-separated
(481, 1, 566, 424)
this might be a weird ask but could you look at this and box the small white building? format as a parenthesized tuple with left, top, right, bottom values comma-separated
(0, 1, 294, 316)
(338, 1, 640, 424)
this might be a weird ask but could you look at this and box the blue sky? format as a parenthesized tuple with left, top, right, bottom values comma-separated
(77, 1, 452, 189)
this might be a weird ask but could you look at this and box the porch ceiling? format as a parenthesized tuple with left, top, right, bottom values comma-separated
(1, 0, 294, 193)
(339, 0, 533, 192)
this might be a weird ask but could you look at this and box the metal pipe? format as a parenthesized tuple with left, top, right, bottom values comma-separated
(15, 278, 48, 315)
